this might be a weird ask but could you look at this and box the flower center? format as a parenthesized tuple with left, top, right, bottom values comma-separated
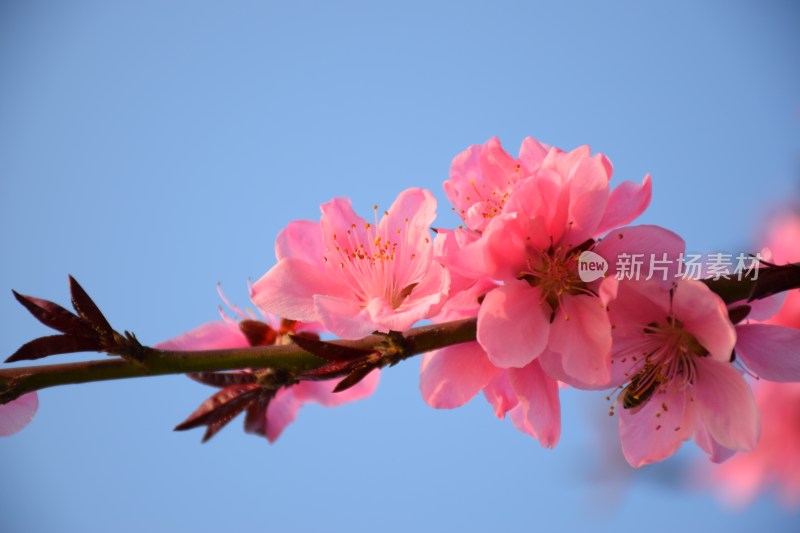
(620, 318, 709, 412)
(323, 206, 426, 310)
(463, 173, 517, 221)
(519, 245, 592, 312)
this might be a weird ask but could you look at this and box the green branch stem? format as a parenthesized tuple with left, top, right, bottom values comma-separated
(0, 318, 477, 404)
(2, 262, 799, 406)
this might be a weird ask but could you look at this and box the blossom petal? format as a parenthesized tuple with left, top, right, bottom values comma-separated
(564, 156, 610, 246)
(265, 388, 302, 443)
(548, 294, 612, 386)
(735, 324, 800, 382)
(694, 357, 759, 452)
(594, 225, 685, 284)
(275, 220, 324, 265)
(252, 259, 349, 323)
(420, 343, 500, 409)
(477, 281, 550, 368)
(379, 188, 437, 247)
(155, 321, 248, 351)
(0, 393, 38, 437)
(483, 370, 519, 418)
(618, 385, 696, 467)
(508, 361, 561, 448)
(320, 196, 368, 240)
(364, 265, 449, 333)
(672, 279, 737, 362)
(538, 348, 608, 390)
(595, 175, 652, 236)
(313, 295, 378, 339)
(518, 137, 550, 171)
(482, 212, 547, 280)
(390, 263, 451, 325)
(694, 423, 738, 463)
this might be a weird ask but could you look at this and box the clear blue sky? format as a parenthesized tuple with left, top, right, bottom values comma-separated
(1, 1, 798, 532)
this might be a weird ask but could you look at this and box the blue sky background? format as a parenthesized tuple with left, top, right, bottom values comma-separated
(1, 1, 799, 531)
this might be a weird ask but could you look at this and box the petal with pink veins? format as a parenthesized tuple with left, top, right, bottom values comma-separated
(275, 220, 324, 265)
(477, 281, 550, 369)
(252, 259, 350, 323)
(320, 197, 369, 241)
(420, 343, 500, 409)
(378, 188, 437, 246)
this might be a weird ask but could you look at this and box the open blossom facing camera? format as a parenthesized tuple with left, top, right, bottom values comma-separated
(252, 188, 450, 339)
(444, 136, 552, 232)
(439, 137, 658, 388)
(608, 278, 759, 467)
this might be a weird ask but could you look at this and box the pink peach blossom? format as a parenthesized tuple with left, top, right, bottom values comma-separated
(0, 393, 38, 437)
(445, 139, 656, 387)
(444, 136, 550, 232)
(608, 278, 759, 467)
(252, 188, 450, 339)
(158, 310, 378, 443)
(422, 138, 662, 446)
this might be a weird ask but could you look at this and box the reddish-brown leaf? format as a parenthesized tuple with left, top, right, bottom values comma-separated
(68, 276, 113, 335)
(200, 396, 255, 443)
(334, 364, 378, 393)
(174, 384, 260, 432)
(6, 334, 103, 363)
(748, 263, 800, 302)
(12, 290, 95, 338)
(300, 359, 364, 381)
(290, 334, 374, 362)
(243, 391, 274, 436)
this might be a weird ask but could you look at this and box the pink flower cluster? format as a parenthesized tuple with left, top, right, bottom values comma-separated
(4, 135, 799, 481)
(250, 136, 800, 465)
